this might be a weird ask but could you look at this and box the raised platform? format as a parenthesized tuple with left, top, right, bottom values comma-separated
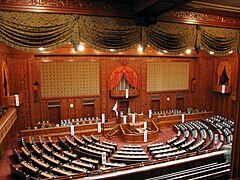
(119, 121, 159, 143)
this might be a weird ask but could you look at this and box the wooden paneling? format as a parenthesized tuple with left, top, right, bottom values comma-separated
(210, 54, 239, 119)
(0, 108, 17, 159)
(75, 98, 82, 118)
(68, 99, 75, 119)
(1, 45, 239, 129)
(60, 99, 68, 120)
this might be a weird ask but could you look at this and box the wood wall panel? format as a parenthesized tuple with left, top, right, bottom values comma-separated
(7, 55, 33, 130)
(0, 50, 238, 127)
(210, 53, 239, 119)
(94, 97, 100, 117)
(68, 99, 75, 119)
(75, 98, 82, 118)
(40, 100, 48, 121)
(60, 99, 68, 120)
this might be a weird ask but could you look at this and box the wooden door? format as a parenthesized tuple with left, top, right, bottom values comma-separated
(48, 107, 60, 125)
(119, 101, 129, 115)
(83, 104, 94, 118)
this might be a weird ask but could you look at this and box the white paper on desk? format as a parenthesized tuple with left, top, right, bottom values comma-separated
(14, 94, 19, 106)
(214, 134, 219, 144)
(123, 115, 127, 124)
(132, 113, 136, 123)
(70, 125, 74, 136)
(125, 89, 129, 98)
(98, 123, 101, 133)
(149, 109, 152, 118)
(101, 114, 105, 123)
(102, 152, 107, 165)
(182, 114, 185, 123)
(144, 122, 147, 130)
(144, 130, 147, 142)
(221, 85, 226, 93)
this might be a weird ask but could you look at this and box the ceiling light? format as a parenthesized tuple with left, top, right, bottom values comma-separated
(229, 50, 233, 54)
(209, 51, 214, 55)
(163, 50, 168, 53)
(78, 44, 85, 51)
(109, 49, 115, 52)
(137, 45, 143, 53)
(39, 47, 44, 51)
(185, 49, 191, 54)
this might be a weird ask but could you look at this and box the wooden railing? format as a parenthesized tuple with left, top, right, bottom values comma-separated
(20, 121, 116, 138)
(154, 111, 213, 128)
(104, 124, 120, 139)
(0, 107, 17, 159)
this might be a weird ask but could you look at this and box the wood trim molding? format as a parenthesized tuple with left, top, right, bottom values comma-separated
(158, 10, 240, 29)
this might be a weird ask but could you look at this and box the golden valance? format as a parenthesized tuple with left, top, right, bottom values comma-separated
(0, 11, 239, 56)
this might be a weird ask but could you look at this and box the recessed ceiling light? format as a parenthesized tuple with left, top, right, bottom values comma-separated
(78, 44, 85, 51)
(109, 49, 115, 52)
(185, 49, 191, 54)
(209, 51, 214, 55)
(229, 50, 233, 54)
(39, 47, 44, 51)
(137, 46, 143, 53)
(163, 50, 168, 53)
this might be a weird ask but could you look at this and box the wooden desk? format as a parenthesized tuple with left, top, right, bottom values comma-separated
(42, 144, 52, 155)
(74, 135, 85, 146)
(80, 157, 99, 169)
(21, 161, 39, 177)
(31, 144, 42, 158)
(65, 136, 77, 148)
(21, 147, 31, 157)
(63, 150, 78, 160)
(31, 156, 50, 171)
(51, 167, 75, 176)
(95, 142, 115, 153)
(42, 154, 60, 166)
(52, 152, 69, 163)
(62, 163, 87, 173)
(52, 143, 62, 152)
(102, 141, 117, 150)
(40, 171, 56, 179)
(72, 160, 95, 171)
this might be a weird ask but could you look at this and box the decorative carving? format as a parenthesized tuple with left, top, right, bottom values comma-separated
(212, 60, 232, 94)
(159, 10, 240, 28)
(0, 0, 132, 16)
(110, 89, 139, 99)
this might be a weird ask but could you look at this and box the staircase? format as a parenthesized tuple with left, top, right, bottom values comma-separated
(104, 124, 120, 139)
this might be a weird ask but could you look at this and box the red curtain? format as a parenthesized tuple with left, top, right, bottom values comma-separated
(110, 66, 138, 89)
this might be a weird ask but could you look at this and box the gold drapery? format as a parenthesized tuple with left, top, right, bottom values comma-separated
(78, 16, 141, 52)
(0, 11, 79, 52)
(146, 22, 196, 54)
(0, 11, 239, 56)
(199, 26, 239, 56)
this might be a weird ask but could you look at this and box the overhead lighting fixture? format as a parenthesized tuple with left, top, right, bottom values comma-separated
(185, 49, 191, 54)
(229, 50, 233, 54)
(209, 51, 215, 55)
(39, 47, 44, 51)
(137, 45, 143, 53)
(163, 50, 168, 53)
(109, 49, 115, 52)
(78, 44, 85, 51)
